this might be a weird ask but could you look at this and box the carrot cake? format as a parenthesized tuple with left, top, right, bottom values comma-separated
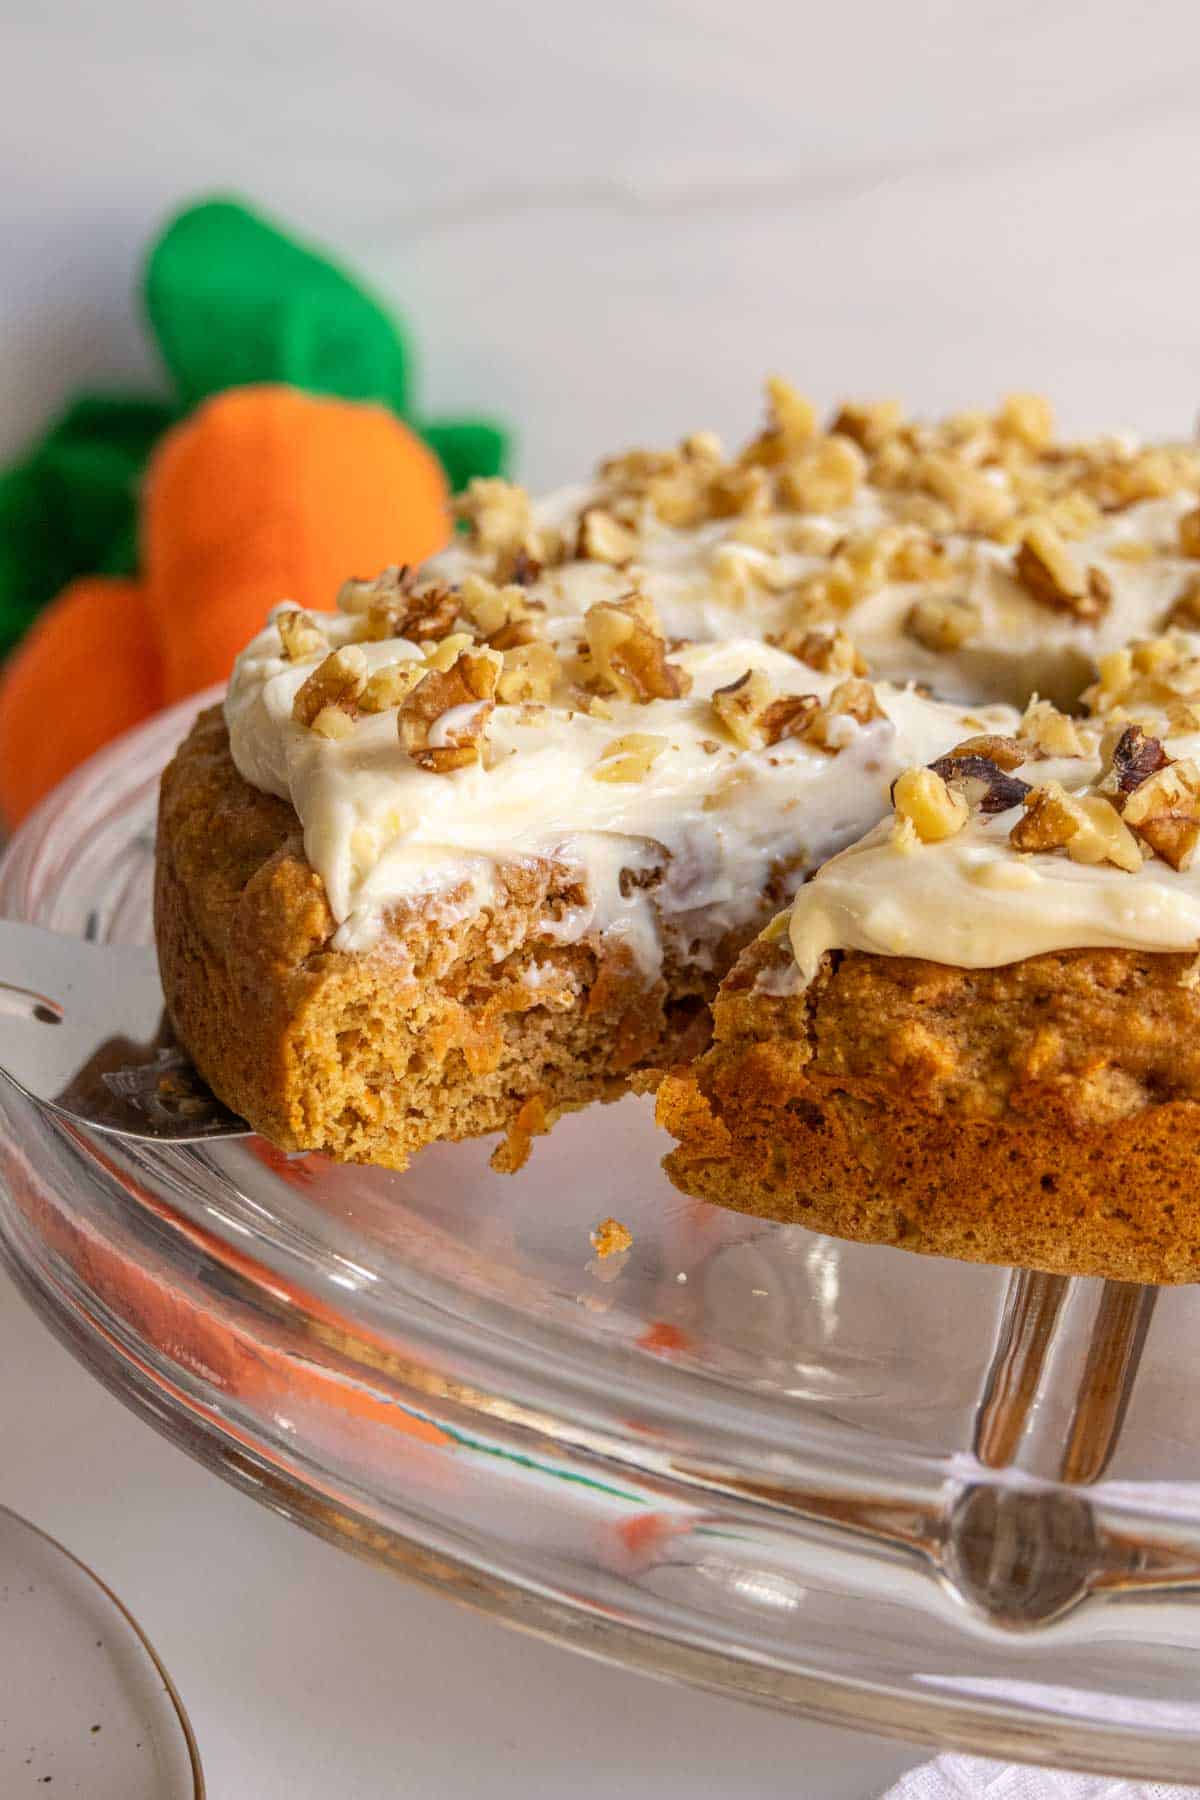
(156, 383, 1200, 1206)
(658, 632, 1200, 1282)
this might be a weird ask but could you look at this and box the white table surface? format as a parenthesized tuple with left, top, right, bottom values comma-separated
(5, 0, 1200, 1789)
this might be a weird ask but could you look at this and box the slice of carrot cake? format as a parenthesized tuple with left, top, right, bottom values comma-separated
(157, 574, 1002, 1169)
(658, 633, 1200, 1282)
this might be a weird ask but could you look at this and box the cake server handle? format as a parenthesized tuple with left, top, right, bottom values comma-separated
(0, 919, 252, 1143)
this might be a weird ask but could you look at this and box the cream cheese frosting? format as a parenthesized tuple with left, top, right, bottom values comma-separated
(429, 469, 1200, 709)
(226, 603, 1011, 965)
(786, 636, 1200, 983)
(220, 382, 1200, 991)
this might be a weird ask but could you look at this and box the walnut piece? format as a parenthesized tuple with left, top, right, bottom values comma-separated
(590, 1217, 633, 1259)
(777, 434, 865, 513)
(789, 627, 867, 675)
(939, 733, 1026, 771)
(995, 392, 1054, 452)
(276, 609, 328, 662)
(926, 753, 1031, 814)
(459, 574, 536, 649)
(292, 645, 368, 727)
(1010, 782, 1141, 872)
(359, 658, 425, 714)
(1121, 758, 1200, 869)
(1099, 724, 1169, 799)
(711, 668, 773, 748)
(455, 478, 535, 558)
(310, 705, 357, 741)
(583, 596, 691, 702)
(337, 565, 414, 615)
(1018, 697, 1089, 759)
(397, 649, 500, 773)
(760, 693, 822, 746)
(905, 595, 981, 653)
(1166, 579, 1200, 628)
(1013, 521, 1109, 619)
(891, 767, 969, 843)
(803, 678, 885, 751)
(495, 641, 561, 704)
(1179, 507, 1200, 558)
(1084, 634, 1200, 714)
(577, 507, 639, 566)
(828, 398, 904, 451)
(914, 452, 1012, 535)
(591, 732, 668, 783)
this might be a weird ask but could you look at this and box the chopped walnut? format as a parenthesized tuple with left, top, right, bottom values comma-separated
(1018, 697, 1089, 759)
(888, 531, 952, 583)
(1121, 758, 1200, 869)
(577, 507, 639, 566)
(913, 453, 1012, 535)
(292, 645, 368, 727)
(583, 596, 691, 702)
(789, 628, 867, 676)
(341, 576, 459, 644)
(1010, 782, 1142, 872)
(495, 641, 562, 704)
(397, 649, 500, 773)
(455, 478, 535, 558)
(777, 434, 866, 513)
(759, 693, 822, 745)
(591, 732, 668, 783)
(1013, 521, 1109, 619)
(822, 676, 885, 729)
(711, 668, 773, 748)
(802, 678, 886, 752)
(1166, 579, 1200, 629)
(352, 599, 407, 643)
(310, 705, 357, 741)
(459, 574, 535, 648)
(681, 430, 725, 466)
(767, 376, 819, 447)
(1165, 698, 1200, 733)
(891, 767, 970, 843)
(926, 753, 1031, 814)
(995, 392, 1054, 452)
(1084, 633, 1200, 714)
(939, 732, 1026, 771)
(337, 565, 414, 615)
(708, 464, 771, 518)
(359, 658, 425, 714)
(397, 585, 464, 644)
(423, 630, 477, 673)
(829, 398, 904, 451)
(590, 1217, 633, 1259)
(1098, 723, 1169, 799)
(710, 543, 775, 608)
(276, 608, 329, 662)
(905, 595, 981, 653)
(738, 377, 818, 468)
(1179, 507, 1200, 558)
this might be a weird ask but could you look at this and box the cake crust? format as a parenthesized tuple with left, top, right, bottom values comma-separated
(658, 933, 1200, 1283)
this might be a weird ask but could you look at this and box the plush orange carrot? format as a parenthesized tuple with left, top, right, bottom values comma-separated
(143, 385, 451, 703)
(0, 576, 162, 825)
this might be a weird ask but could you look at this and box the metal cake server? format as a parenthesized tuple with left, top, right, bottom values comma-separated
(0, 919, 252, 1144)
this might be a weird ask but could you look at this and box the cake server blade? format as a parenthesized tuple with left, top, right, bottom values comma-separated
(0, 919, 252, 1143)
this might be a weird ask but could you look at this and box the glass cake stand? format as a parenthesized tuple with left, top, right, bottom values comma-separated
(3, 695, 1200, 1783)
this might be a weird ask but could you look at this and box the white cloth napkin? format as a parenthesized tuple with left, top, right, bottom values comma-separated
(882, 1756, 1198, 1797)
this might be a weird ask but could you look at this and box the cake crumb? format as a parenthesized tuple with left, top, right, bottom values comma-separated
(590, 1217, 633, 1259)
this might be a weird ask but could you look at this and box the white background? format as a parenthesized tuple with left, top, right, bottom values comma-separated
(5, 1, 1200, 1791)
